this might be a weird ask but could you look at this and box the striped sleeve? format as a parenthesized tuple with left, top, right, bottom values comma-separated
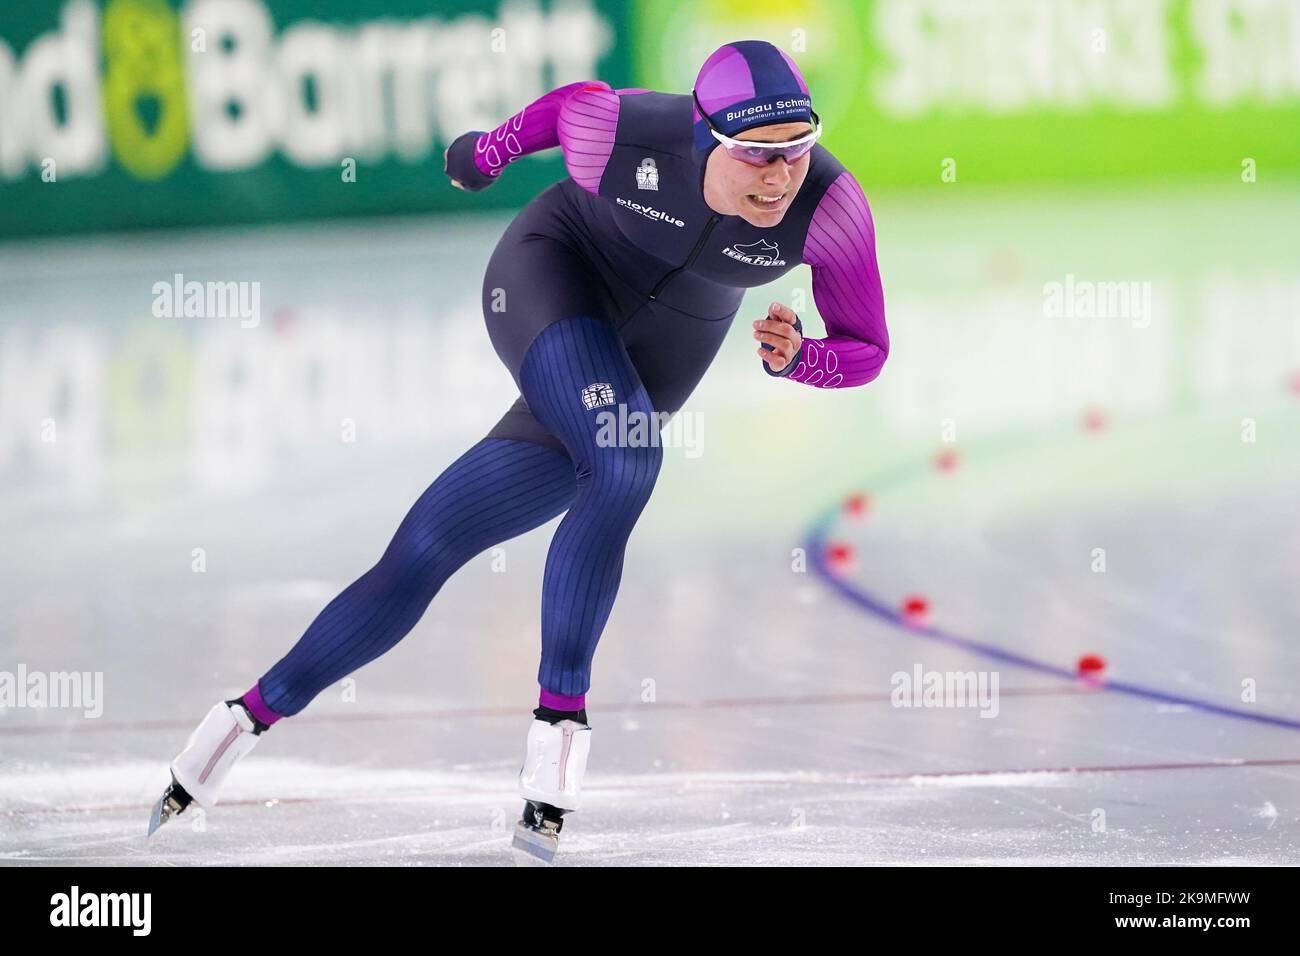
(462, 82, 638, 194)
(467, 80, 611, 181)
(785, 171, 889, 388)
(557, 87, 622, 194)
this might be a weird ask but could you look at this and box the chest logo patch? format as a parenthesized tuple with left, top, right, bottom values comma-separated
(722, 239, 787, 267)
(636, 158, 659, 190)
(615, 196, 685, 227)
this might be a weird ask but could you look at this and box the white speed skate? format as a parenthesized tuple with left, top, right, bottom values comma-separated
(511, 717, 592, 865)
(147, 699, 265, 835)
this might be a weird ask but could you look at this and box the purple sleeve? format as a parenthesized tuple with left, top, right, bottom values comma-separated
(786, 171, 889, 388)
(557, 87, 621, 194)
(465, 82, 640, 195)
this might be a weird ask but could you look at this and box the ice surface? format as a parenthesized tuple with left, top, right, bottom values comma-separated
(2, 188, 1299, 865)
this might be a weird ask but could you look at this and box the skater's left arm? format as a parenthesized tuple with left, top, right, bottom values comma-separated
(768, 171, 889, 388)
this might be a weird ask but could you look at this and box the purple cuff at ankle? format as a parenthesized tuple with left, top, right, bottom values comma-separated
(242, 683, 284, 726)
(539, 687, 586, 711)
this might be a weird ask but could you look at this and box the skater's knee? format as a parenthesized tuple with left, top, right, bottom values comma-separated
(372, 525, 465, 600)
(581, 439, 662, 501)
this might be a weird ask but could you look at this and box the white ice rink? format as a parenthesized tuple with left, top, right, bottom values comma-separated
(2, 186, 1299, 864)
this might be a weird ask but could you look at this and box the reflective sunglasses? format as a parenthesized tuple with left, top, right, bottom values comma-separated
(693, 91, 822, 167)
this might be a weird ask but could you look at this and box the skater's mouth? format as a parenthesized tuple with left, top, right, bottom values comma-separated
(745, 191, 788, 213)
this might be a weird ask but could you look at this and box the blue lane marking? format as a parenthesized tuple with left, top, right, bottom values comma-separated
(805, 487, 1300, 734)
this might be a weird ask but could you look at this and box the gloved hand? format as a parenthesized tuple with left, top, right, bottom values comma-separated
(443, 131, 496, 192)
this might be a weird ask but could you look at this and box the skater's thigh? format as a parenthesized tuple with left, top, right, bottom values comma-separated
(482, 228, 622, 388)
(515, 316, 659, 472)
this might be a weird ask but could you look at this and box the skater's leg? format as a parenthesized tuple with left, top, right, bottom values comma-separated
(519, 299, 737, 717)
(515, 316, 665, 704)
(249, 432, 577, 720)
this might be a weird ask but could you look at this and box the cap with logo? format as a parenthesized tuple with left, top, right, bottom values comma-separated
(692, 40, 814, 152)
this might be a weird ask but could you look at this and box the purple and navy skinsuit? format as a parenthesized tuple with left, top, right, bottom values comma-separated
(240, 80, 888, 728)
(460, 81, 888, 402)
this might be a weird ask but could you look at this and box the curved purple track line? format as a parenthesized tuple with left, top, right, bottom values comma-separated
(805, 498, 1300, 734)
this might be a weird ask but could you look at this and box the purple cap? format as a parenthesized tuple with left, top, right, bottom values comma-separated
(693, 40, 813, 150)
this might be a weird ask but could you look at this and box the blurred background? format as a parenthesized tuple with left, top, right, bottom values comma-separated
(2, 0, 1299, 864)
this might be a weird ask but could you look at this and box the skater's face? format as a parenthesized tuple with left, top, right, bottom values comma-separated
(703, 121, 814, 228)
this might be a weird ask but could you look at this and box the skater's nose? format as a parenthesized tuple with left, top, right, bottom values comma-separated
(761, 159, 792, 188)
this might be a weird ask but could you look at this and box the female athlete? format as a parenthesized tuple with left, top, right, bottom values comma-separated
(150, 39, 889, 863)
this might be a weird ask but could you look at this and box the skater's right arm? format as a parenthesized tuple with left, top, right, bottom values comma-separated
(443, 82, 640, 194)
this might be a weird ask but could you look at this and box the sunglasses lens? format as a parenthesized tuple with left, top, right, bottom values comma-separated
(781, 141, 816, 162)
(727, 140, 816, 166)
(728, 146, 773, 166)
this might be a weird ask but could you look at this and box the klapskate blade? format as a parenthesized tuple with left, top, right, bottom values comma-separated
(146, 793, 167, 836)
(511, 823, 559, 866)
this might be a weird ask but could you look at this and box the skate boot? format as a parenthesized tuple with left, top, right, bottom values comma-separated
(511, 710, 591, 865)
(147, 698, 267, 835)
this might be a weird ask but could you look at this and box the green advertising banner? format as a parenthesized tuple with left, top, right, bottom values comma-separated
(3, 0, 1298, 238)
(633, 0, 1300, 187)
(0, 0, 632, 237)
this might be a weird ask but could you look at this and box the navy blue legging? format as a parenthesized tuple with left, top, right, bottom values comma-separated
(255, 316, 663, 717)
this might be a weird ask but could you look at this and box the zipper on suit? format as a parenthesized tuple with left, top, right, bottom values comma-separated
(648, 214, 720, 301)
